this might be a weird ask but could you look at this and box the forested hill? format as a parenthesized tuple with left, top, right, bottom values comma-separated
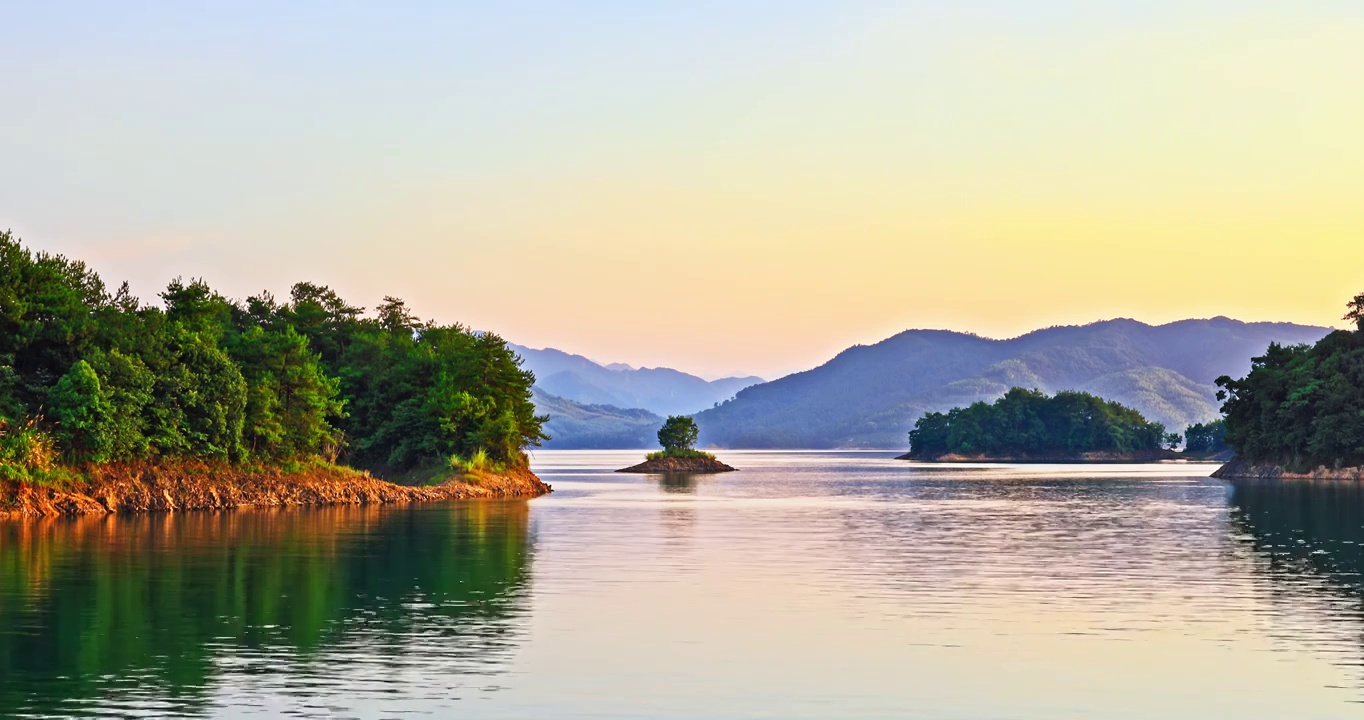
(1217, 294, 1364, 472)
(695, 318, 1330, 449)
(510, 343, 761, 416)
(531, 388, 662, 450)
(906, 388, 1176, 460)
(0, 231, 545, 483)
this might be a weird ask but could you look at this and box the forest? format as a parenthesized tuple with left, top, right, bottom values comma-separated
(1216, 294, 1364, 471)
(905, 387, 1178, 460)
(0, 231, 546, 484)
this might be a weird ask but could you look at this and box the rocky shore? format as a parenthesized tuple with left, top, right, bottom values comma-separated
(617, 456, 737, 474)
(1211, 460, 1364, 481)
(0, 461, 551, 518)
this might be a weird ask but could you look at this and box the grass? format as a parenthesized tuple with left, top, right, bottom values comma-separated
(0, 461, 82, 488)
(451, 448, 493, 473)
(646, 448, 716, 461)
(0, 417, 82, 487)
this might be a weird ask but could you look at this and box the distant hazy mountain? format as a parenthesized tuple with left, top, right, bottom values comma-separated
(532, 388, 663, 449)
(694, 318, 1331, 449)
(510, 343, 763, 416)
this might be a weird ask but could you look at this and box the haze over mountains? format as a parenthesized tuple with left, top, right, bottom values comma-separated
(529, 388, 663, 450)
(692, 318, 1330, 449)
(509, 343, 761, 448)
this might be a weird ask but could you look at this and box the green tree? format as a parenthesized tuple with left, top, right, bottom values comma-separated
(0, 230, 107, 410)
(658, 415, 700, 454)
(48, 360, 113, 462)
(1346, 292, 1364, 332)
(1183, 419, 1227, 455)
(228, 326, 344, 459)
(165, 333, 248, 460)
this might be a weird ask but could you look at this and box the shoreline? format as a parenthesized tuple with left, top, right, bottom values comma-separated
(0, 461, 551, 518)
(1211, 459, 1364, 481)
(895, 450, 1184, 463)
(617, 456, 737, 474)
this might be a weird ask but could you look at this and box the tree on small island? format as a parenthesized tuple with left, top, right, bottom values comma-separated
(648, 415, 714, 460)
(618, 415, 735, 472)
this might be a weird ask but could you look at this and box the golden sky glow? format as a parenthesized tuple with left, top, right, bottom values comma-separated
(4, 3, 1362, 377)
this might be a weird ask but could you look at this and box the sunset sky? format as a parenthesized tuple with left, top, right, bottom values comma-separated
(4, 1, 1362, 378)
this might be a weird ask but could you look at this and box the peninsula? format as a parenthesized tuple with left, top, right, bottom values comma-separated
(1212, 292, 1364, 480)
(617, 416, 736, 473)
(899, 388, 1182, 463)
(0, 232, 550, 517)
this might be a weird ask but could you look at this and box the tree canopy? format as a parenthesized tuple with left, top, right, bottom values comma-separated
(1216, 293, 1364, 470)
(657, 415, 700, 455)
(906, 388, 1177, 459)
(0, 231, 546, 482)
(1183, 418, 1228, 455)
(1346, 292, 1364, 332)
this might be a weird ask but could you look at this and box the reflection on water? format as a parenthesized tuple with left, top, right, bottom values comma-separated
(1229, 479, 1364, 691)
(1231, 479, 1364, 591)
(8, 453, 1364, 718)
(0, 502, 533, 718)
(656, 473, 700, 494)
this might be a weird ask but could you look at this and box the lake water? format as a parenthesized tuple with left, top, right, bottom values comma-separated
(5, 450, 1364, 718)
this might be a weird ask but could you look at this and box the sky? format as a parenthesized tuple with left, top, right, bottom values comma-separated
(3, 1, 1362, 379)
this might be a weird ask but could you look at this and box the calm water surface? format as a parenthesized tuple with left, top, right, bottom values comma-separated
(5, 451, 1364, 718)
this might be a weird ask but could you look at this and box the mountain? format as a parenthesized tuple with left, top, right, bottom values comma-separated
(694, 317, 1332, 449)
(510, 343, 763, 416)
(532, 389, 663, 449)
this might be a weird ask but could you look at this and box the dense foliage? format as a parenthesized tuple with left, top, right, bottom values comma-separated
(656, 415, 700, 455)
(1183, 418, 1228, 455)
(0, 231, 545, 482)
(1215, 294, 1364, 470)
(906, 388, 1178, 459)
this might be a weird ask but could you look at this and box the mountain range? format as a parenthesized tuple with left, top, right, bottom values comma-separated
(691, 317, 1331, 449)
(530, 388, 663, 449)
(509, 343, 762, 448)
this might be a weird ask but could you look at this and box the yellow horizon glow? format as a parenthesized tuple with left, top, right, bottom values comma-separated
(8, 3, 1363, 378)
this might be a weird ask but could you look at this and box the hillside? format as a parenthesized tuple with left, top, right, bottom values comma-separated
(532, 389, 663, 449)
(511, 343, 761, 416)
(694, 318, 1331, 449)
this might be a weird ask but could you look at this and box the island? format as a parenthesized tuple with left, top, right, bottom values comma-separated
(0, 231, 550, 517)
(1212, 292, 1364, 480)
(617, 416, 736, 473)
(898, 388, 1182, 462)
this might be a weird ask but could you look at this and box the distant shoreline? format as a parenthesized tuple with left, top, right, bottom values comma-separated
(896, 450, 1194, 464)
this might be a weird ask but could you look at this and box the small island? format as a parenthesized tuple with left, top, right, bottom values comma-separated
(898, 388, 1182, 462)
(617, 416, 736, 473)
(1213, 292, 1364, 480)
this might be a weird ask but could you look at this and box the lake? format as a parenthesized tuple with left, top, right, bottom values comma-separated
(4, 450, 1364, 718)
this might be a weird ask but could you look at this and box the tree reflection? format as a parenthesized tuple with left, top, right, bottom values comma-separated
(657, 473, 700, 494)
(1229, 479, 1364, 592)
(0, 501, 535, 716)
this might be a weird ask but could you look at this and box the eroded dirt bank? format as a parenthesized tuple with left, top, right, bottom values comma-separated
(0, 462, 551, 518)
